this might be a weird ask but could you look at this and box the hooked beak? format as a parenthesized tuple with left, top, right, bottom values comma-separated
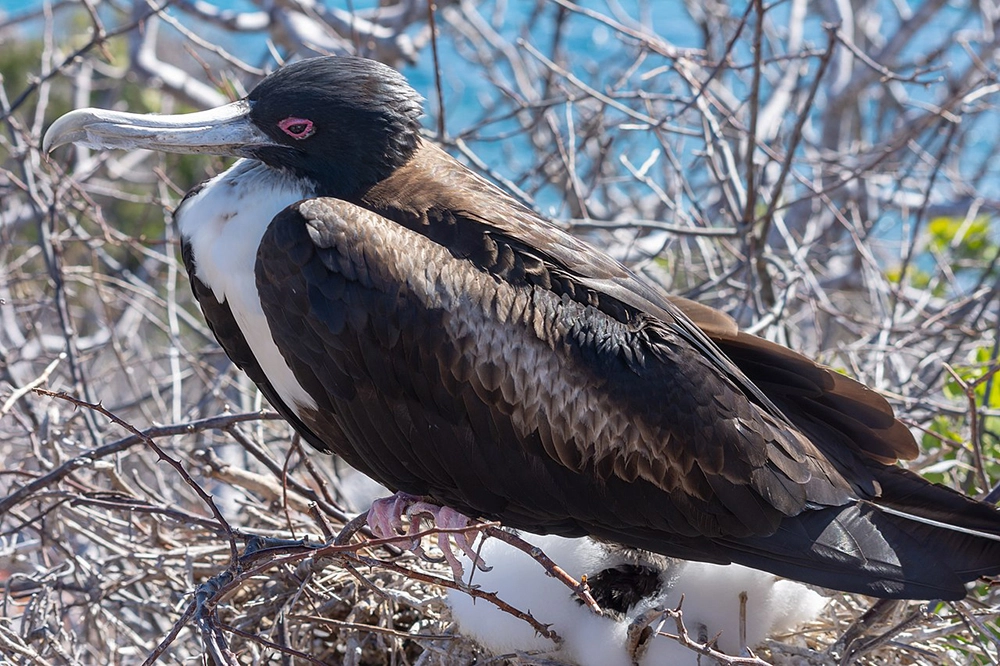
(43, 100, 275, 157)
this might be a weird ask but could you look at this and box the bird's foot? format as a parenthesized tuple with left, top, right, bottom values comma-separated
(367, 492, 422, 547)
(367, 492, 490, 580)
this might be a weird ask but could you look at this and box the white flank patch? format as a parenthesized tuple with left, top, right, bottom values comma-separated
(176, 159, 318, 415)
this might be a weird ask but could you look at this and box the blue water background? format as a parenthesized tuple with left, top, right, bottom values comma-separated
(6, 0, 998, 274)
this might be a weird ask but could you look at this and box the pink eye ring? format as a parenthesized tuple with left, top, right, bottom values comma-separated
(279, 117, 315, 139)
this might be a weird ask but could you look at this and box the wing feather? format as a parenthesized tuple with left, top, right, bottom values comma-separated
(254, 197, 860, 544)
(183, 138, 1000, 599)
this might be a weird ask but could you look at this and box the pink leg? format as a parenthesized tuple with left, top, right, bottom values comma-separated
(367, 492, 421, 547)
(366, 492, 489, 580)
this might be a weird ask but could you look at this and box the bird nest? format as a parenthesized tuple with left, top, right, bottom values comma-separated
(1, 397, 996, 665)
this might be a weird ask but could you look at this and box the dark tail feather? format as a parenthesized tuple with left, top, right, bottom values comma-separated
(730, 467, 1000, 599)
(873, 465, 1000, 580)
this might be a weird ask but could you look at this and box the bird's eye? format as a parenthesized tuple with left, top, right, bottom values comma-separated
(278, 117, 315, 140)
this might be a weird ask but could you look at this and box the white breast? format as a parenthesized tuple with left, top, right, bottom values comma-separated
(176, 159, 318, 414)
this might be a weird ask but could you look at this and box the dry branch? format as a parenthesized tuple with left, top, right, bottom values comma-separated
(2, 0, 999, 664)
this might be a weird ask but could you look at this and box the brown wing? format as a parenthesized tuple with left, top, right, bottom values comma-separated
(252, 151, 1000, 598)
(257, 192, 859, 540)
(670, 296, 918, 464)
(365, 141, 917, 469)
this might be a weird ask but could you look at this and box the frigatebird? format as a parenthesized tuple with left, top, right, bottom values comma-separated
(44, 56, 1000, 600)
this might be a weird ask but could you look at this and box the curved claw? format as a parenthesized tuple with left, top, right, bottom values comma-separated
(365, 492, 491, 580)
(367, 492, 421, 548)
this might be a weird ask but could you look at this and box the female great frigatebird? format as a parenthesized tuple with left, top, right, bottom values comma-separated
(44, 56, 1000, 600)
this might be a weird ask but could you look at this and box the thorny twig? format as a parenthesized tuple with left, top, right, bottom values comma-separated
(0, 408, 282, 517)
(629, 599, 773, 665)
(942, 361, 1000, 494)
(32, 387, 241, 563)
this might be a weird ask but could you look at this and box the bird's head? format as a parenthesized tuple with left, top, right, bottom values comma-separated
(44, 56, 424, 198)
